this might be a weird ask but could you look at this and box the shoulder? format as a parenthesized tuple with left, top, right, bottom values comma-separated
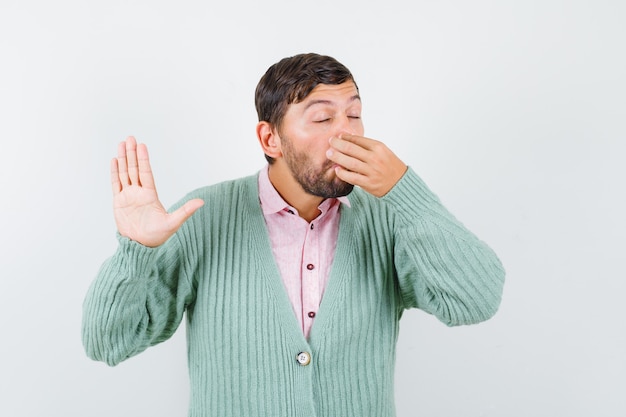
(166, 173, 260, 216)
(186, 173, 259, 201)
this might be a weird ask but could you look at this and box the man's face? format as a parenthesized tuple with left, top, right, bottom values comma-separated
(276, 81, 364, 198)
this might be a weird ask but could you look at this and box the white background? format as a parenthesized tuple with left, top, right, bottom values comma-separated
(1, 1, 624, 416)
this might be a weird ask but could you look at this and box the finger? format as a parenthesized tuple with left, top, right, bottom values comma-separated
(110, 158, 122, 195)
(136, 143, 155, 190)
(337, 133, 378, 151)
(167, 199, 205, 230)
(329, 135, 371, 163)
(125, 136, 139, 186)
(326, 146, 369, 175)
(334, 165, 368, 187)
(117, 140, 130, 187)
(334, 164, 391, 198)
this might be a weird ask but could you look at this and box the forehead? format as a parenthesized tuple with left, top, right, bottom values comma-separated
(299, 81, 360, 107)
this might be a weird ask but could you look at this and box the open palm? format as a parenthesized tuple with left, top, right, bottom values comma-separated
(111, 136, 204, 247)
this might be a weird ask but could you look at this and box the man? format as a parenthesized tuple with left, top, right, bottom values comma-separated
(82, 53, 505, 417)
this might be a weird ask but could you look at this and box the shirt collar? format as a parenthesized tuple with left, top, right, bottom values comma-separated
(258, 165, 350, 215)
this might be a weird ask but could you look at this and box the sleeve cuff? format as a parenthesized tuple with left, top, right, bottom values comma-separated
(115, 233, 161, 275)
(381, 167, 445, 220)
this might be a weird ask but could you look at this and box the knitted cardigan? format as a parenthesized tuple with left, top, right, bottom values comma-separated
(82, 167, 505, 417)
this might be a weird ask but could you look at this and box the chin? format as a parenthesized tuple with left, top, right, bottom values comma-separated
(328, 180, 354, 198)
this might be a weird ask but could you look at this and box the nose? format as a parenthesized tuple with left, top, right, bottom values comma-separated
(334, 115, 356, 137)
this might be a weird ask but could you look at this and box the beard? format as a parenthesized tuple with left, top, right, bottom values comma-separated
(280, 134, 354, 199)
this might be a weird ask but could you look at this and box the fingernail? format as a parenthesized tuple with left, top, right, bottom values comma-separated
(326, 149, 333, 158)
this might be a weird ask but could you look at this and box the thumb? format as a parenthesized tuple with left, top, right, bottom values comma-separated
(168, 198, 205, 229)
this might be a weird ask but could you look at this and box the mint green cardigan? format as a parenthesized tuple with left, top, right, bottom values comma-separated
(82, 168, 505, 417)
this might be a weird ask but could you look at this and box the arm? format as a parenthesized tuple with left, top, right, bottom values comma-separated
(82, 233, 195, 365)
(82, 136, 203, 365)
(328, 134, 504, 325)
(383, 168, 504, 325)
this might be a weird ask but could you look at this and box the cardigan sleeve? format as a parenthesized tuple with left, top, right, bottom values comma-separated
(81, 231, 195, 366)
(382, 167, 505, 326)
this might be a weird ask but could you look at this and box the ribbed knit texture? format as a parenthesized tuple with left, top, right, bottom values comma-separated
(82, 167, 505, 417)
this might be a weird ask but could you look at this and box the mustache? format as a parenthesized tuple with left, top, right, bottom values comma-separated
(322, 159, 334, 171)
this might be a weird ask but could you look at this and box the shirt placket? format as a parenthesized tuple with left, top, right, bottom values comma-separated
(301, 220, 320, 339)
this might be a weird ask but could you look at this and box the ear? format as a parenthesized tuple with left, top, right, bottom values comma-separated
(256, 121, 282, 159)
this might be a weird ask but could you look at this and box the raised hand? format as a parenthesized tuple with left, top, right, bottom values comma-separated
(326, 134, 408, 197)
(111, 136, 204, 247)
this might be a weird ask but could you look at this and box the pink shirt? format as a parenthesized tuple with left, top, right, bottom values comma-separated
(258, 166, 349, 339)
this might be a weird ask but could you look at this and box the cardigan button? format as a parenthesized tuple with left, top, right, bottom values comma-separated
(296, 351, 311, 366)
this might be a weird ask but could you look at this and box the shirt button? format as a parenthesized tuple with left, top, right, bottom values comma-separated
(296, 351, 311, 366)
(306, 264, 315, 270)
(308, 311, 316, 318)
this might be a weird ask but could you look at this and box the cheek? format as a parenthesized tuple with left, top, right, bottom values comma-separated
(282, 132, 327, 162)
(352, 119, 365, 135)
(301, 139, 333, 165)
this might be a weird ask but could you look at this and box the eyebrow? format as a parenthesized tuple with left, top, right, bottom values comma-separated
(303, 94, 361, 111)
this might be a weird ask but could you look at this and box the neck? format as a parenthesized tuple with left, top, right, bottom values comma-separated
(268, 163, 323, 223)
